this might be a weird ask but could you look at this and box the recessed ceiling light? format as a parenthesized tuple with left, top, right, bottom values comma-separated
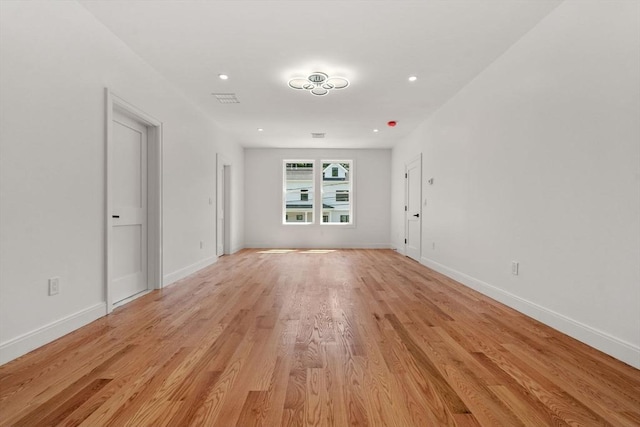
(218, 74, 229, 80)
(257, 128, 264, 132)
(408, 76, 417, 82)
(373, 129, 379, 133)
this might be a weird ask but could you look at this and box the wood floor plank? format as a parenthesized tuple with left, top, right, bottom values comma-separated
(1, 249, 638, 426)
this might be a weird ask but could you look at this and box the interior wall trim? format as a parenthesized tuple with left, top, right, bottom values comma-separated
(163, 256, 217, 287)
(0, 303, 107, 366)
(243, 243, 392, 249)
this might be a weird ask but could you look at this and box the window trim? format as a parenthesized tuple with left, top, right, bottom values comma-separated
(282, 158, 355, 227)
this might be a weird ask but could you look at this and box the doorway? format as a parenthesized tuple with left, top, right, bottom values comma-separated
(405, 154, 422, 261)
(223, 165, 231, 254)
(106, 90, 162, 312)
(217, 154, 232, 256)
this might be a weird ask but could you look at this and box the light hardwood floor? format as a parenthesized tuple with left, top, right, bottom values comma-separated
(1, 249, 638, 426)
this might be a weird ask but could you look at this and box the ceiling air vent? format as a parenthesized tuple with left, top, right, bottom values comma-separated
(311, 133, 325, 139)
(212, 93, 239, 104)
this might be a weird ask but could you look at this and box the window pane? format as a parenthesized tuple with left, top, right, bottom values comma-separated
(284, 162, 314, 224)
(321, 161, 352, 224)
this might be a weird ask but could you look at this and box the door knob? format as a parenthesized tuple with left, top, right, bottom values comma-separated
(413, 213, 420, 218)
(112, 215, 120, 218)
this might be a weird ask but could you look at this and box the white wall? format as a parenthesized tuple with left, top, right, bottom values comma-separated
(245, 149, 391, 248)
(0, 1, 244, 364)
(392, 0, 640, 368)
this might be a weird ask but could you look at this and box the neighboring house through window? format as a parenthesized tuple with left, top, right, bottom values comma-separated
(322, 161, 352, 225)
(283, 161, 314, 224)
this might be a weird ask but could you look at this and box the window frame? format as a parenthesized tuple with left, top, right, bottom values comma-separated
(282, 159, 355, 227)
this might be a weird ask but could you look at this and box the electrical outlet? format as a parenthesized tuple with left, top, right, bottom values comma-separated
(432, 242, 436, 250)
(200, 241, 204, 249)
(48, 277, 60, 296)
(511, 261, 519, 276)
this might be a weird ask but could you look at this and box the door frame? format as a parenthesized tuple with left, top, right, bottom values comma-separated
(105, 89, 163, 313)
(216, 154, 231, 256)
(405, 153, 422, 261)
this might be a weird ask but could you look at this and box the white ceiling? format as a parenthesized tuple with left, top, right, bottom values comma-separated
(79, 0, 562, 149)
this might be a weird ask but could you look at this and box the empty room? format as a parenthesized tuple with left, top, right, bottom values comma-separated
(1, 1, 638, 426)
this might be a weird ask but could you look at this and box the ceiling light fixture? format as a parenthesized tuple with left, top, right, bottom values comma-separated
(373, 129, 379, 133)
(288, 72, 349, 96)
(408, 76, 417, 82)
(257, 128, 264, 132)
(218, 74, 229, 80)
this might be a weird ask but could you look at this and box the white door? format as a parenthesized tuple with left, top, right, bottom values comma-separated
(111, 110, 148, 304)
(405, 155, 422, 261)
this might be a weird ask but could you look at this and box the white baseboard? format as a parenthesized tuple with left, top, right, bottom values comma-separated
(0, 302, 107, 366)
(229, 244, 245, 255)
(392, 244, 406, 255)
(163, 256, 217, 287)
(421, 257, 640, 369)
(244, 243, 391, 249)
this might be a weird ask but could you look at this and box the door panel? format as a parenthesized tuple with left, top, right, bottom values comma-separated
(111, 111, 148, 304)
(405, 156, 422, 261)
(113, 225, 142, 278)
(113, 125, 143, 208)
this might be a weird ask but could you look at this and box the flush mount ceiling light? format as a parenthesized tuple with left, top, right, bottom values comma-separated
(288, 72, 349, 96)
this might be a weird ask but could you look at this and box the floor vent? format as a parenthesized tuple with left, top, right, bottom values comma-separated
(212, 93, 240, 104)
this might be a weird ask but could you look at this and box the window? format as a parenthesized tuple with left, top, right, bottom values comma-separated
(322, 161, 353, 224)
(283, 159, 353, 225)
(283, 161, 314, 224)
